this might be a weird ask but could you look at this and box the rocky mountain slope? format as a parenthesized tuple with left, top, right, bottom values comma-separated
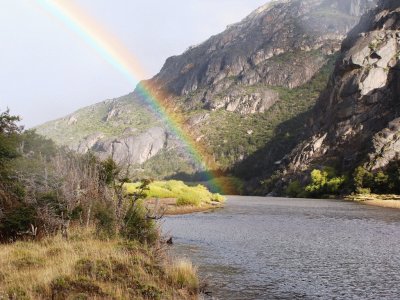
(152, 0, 376, 112)
(36, 0, 377, 182)
(269, 0, 400, 193)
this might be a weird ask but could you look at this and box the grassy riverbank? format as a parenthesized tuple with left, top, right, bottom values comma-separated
(125, 180, 225, 214)
(345, 194, 400, 209)
(0, 228, 199, 300)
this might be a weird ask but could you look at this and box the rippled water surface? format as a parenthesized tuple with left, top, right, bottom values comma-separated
(163, 196, 400, 300)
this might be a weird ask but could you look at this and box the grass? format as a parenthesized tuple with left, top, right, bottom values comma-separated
(167, 260, 199, 292)
(0, 228, 198, 300)
(125, 180, 225, 210)
(345, 194, 400, 209)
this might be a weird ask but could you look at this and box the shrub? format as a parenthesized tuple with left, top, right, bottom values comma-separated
(353, 166, 374, 191)
(0, 204, 36, 241)
(305, 169, 328, 196)
(373, 171, 390, 193)
(121, 201, 158, 244)
(176, 196, 201, 207)
(305, 167, 346, 197)
(356, 187, 371, 194)
(93, 203, 116, 238)
(124, 180, 222, 206)
(352, 161, 400, 195)
(326, 176, 347, 194)
(285, 180, 304, 197)
(211, 193, 225, 202)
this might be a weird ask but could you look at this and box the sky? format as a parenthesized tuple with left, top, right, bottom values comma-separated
(0, 0, 268, 128)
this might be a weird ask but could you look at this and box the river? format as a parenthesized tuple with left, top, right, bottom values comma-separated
(163, 196, 400, 300)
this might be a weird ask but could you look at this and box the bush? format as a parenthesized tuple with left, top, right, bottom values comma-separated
(124, 180, 224, 206)
(326, 176, 346, 194)
(176, 196, 201, 207)
(0, 204, 36, 241)
(93, 203, 116, 238)
(285, 180, 304, 197)
(373, 171, 390, 193)
(121, 201, 158, 244)
(356, 187, 371, 194)
(211, 193, 225, 202)
(305, 167, 346, 197)
(353, 166, 374, 191)
(352, 161, 400, 195)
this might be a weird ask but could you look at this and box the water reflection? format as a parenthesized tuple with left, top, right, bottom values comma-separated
(164, 196, 400, 300)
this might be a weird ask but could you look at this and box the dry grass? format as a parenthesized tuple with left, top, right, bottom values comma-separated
(0, 228, 198, 299)
(167, 260, 199, 294)
(346, 194, 400, 209)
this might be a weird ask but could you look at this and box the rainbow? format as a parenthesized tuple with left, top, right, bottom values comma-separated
(36, 0, 234, 194)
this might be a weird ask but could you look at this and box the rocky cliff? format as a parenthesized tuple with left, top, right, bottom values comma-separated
(274, 0, 400, 189)
(36, 0, 377, 182)
(150, 0, 376, 114)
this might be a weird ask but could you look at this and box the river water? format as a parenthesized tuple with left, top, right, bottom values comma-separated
(163, 196, 400, 300)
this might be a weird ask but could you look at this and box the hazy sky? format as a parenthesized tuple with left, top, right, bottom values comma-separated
(0, 0, 268, 128)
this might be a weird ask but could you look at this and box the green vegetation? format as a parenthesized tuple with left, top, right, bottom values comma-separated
(232, 55, 337, 186)
(35, 95, 160, 147)
(139, 149, 197, 180)
(285, 167, 347, 198)
(34, 53, 335, 184)
(125, 180, 225, 208)
(282, 161, 400, 202)
(304, 168, 347, 197)
(353, 161, 400, 194)
(0, 109, 199, 299)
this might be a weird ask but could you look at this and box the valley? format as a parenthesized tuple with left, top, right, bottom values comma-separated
(2, 0, 400, 299)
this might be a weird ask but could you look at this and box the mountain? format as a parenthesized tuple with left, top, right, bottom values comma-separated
(35, 0, 377, 183)
(268, 0, 400, 194)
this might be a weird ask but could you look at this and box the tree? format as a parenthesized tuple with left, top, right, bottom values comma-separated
(0, 109, 21, 169)
(0, 108, 21, 135)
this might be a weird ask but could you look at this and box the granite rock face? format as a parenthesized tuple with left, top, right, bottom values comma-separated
(150, 0, 376, 114)
(36, 0, 378, 177)
(91, 127, 168, 165)
(280, 0, 400, 178)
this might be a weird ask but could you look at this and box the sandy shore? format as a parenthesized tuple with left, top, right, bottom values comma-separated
(345, 194, 400, 209)
(145, 198, 224, 215)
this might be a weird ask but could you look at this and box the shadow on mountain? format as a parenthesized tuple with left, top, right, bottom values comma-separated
(166, 170, 223, 182)
(230, 108, 314, 193)
(165, 107, 314, 195)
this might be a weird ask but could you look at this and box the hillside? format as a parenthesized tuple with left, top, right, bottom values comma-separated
(36, 0, 377, 183)
(267, 0, 400, 195)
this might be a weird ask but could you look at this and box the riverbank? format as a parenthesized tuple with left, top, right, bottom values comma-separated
(146, 198, 224, 215)
(125, 180, 226, 215)
(0, 228, 199, 299)
(345, 194, 400, 209)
